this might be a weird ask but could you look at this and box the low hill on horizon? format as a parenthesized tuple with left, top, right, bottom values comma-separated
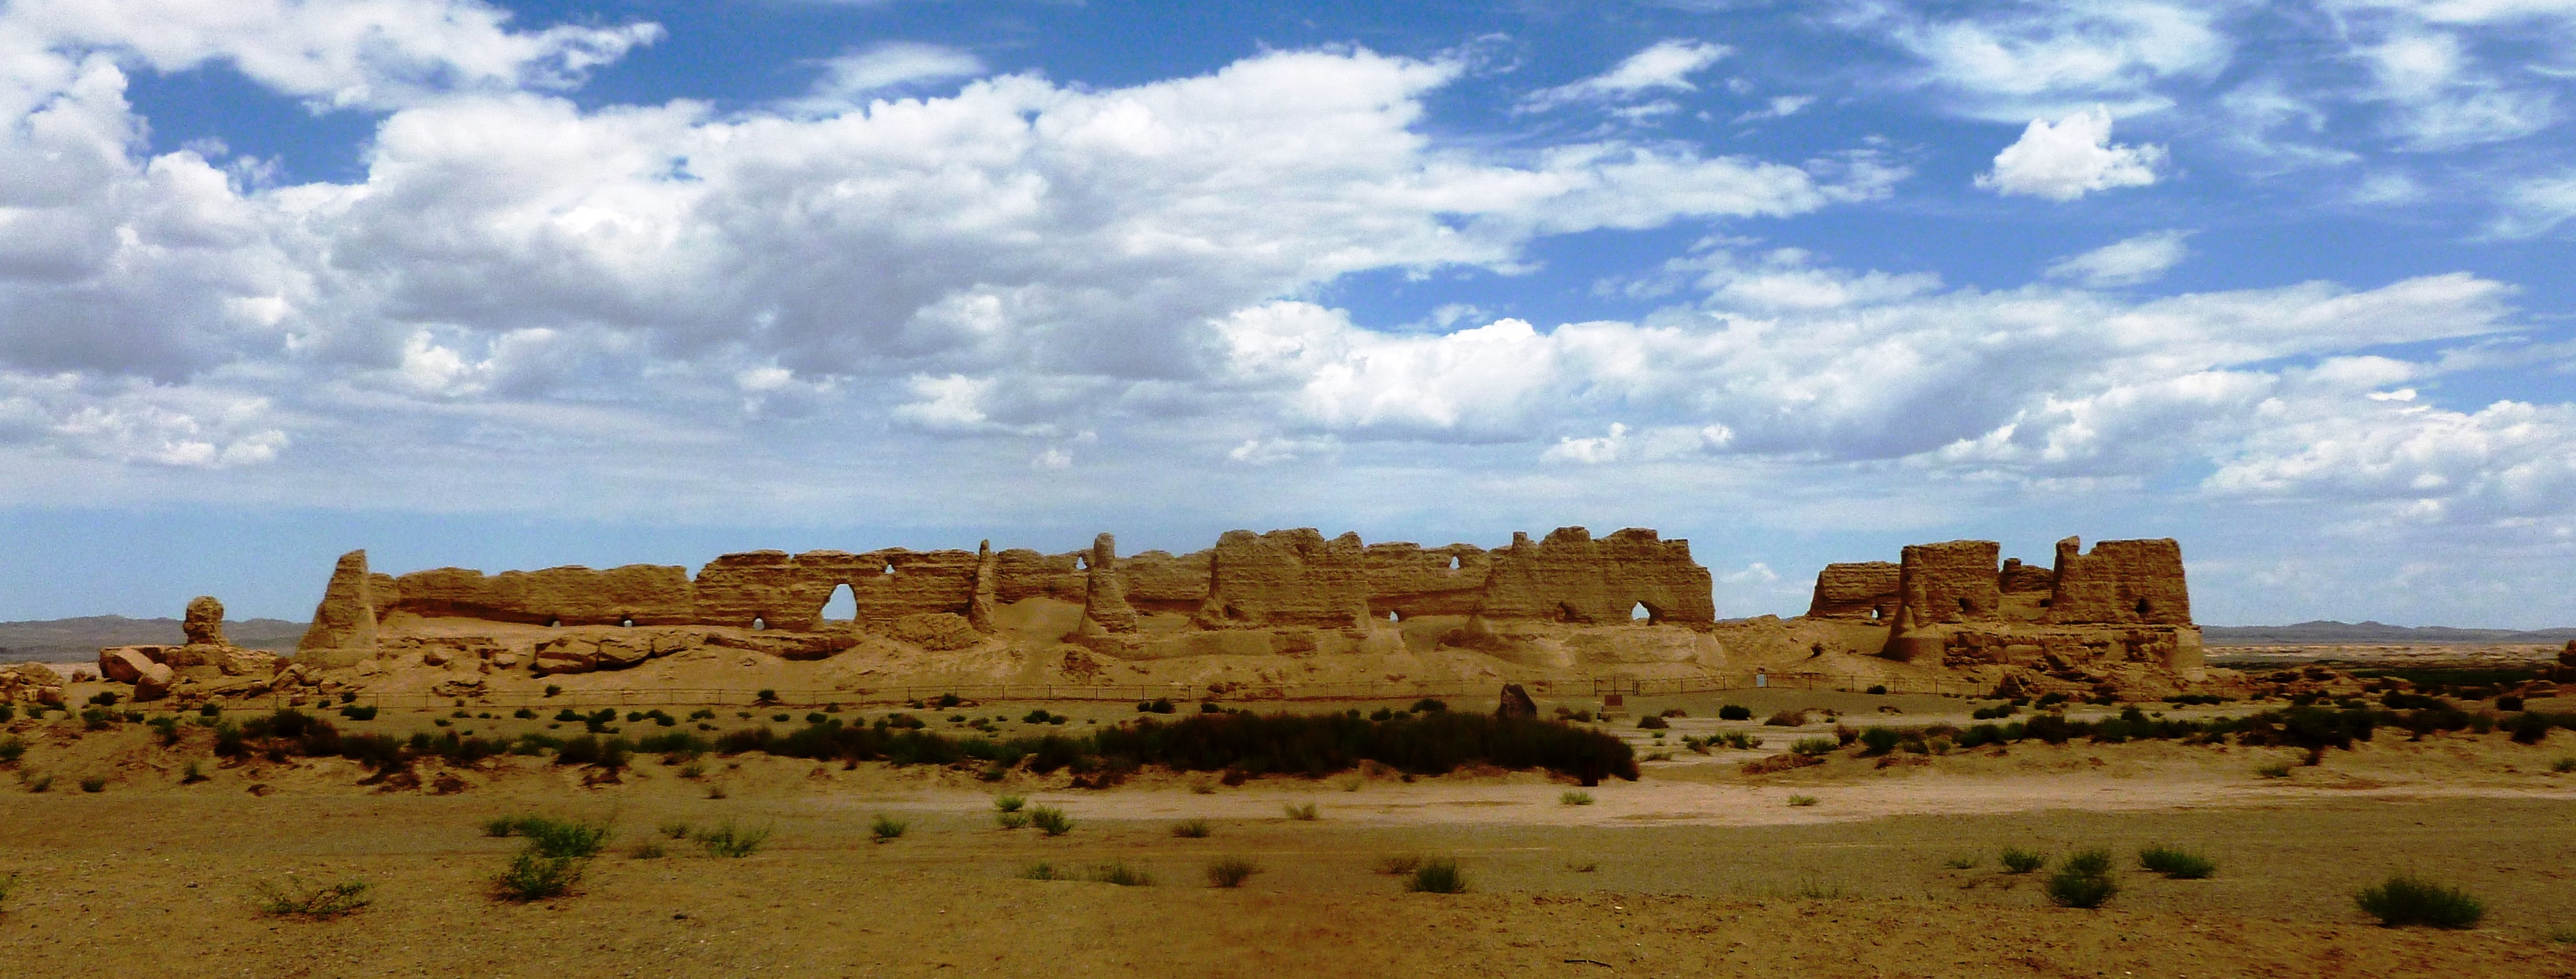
(2204, 620, 2576, 645)
(0, 616, 306, 663)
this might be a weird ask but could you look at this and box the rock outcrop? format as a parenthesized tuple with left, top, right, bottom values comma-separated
(299, 550, 380, 653)
(1806, 562, 1900, 621)
(184, 596, 227, 645)
(0, 661, 64, 705)
(1081, 534, 1138, 633)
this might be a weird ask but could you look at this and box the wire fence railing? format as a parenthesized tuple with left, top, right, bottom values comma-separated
(256, 670, 1981, 712)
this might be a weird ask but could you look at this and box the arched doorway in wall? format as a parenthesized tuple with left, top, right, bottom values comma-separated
(820, 583, 858, 623)
(1630, 601, 1663, 625)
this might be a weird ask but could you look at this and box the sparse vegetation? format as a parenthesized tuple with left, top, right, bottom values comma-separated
(659, 821, 693, 840)
(1791, 736, 1840, 756)
(499, 816, 612, 858)
(2554, 757, 2576, 774)
(1790, 879, 1851, 900)
(1407, 858, 1466, 894)
(1205, 857, 1259, 888)
(1764, 709, 1810, 727)
(1020, 862, 1068, 880)
(24, 773, 53, 793)
(869, 814, 908, 843)
(78, 776, 105, 793)
(253, 877, 372, 919)
(2139, 844, 2217, 879)
(2000, 847, 2046, 874)
(495, 851, 583, 901)
(1718, 704, 1752, 721)
(629, 842, 665, 859)
(1373, 854, 1423, 875)
(1786, 794, 1818, 807)
(1171, 818, 1211, 838)
(1635, 715, 1667, 730)
(994, 794, 1026, 813)
(1943, 855, 1979, 870)
(1086, 862, 1152, 886)
(698, 821, 771, 857)
(1029, 806, 1073, 836)
(2256, 762, 2293, 778)
(1559, 790, 1593, 806)
(2044, 847, 2118, 908)
(1283, 801, 1319, 820)
(995, 811, 1031, 830)
(2355, 873, 2485, 929)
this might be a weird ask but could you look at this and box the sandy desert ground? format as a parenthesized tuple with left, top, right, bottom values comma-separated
(3, 689, 2574, 977)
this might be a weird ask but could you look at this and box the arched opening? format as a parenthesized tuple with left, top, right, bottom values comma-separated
(546, 618, 560, 628)
(1386, 610, 1401, 623)
(1446, 555, 1460, 571)
(1631, 602, 1652, 621)
(1076, 555, 1088, 571)
(1868, 607, 1882, 621)
(751, 616, 768, 631)
(2037, 598, 2052, 608)
(2134, 598, 2151, 615)
(880, 563, 895, 576)
(619, 617, 634, 628)
(820, 583, 857, 623)
(1957, 597, 1973, 614)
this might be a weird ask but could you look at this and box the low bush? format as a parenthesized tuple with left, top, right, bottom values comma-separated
(1206, 856, 1259, 888)
(1942, 855, 1979, 870)
(993, 794, 1026, 813)
(996, 811, 1031, 830)
(1785, 794, 1818, 807)
(78, 776, 106, 793)
(1740, 753, 1821, 775)
(2256, 762, 2293, 778)
(1020, 862, 1067, 880)
(698, 821, 771, 858)
(1718, 704, 1752, 721)
(869, 814, 908, 843)
(1137, 698, 1177, 714)
(2044, 848, 2118, 908)
(2355, 874, 2485, 928)
(1171, 818, 1211, 838)
(1283, 802, 1319, 820)
(253, 877, 372, 919)
(629, 842, 665, 859)
(1408, 858, 1466, 894)
(0, 737, 25, 763)
(1560, 790, 1593, 806)
(1029, 806, 1073, 836)
(1790, 737, 1840, 757)
(495, 851, 582, 901)
(2138, 844, 2217, 879)
(1858, 727, 1901, 755)
(1635, 715, 1667, 730)
(2554, 757, 2576, 774)
(1086, 862, 1152, 886)
(1866, 685, 1888, 695)
(1763, 709, 1809, 727)
(659, 821, 693, 840)
(2000, 847, 2046, 874)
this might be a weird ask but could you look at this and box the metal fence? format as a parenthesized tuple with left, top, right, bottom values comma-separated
(256, 670, 1975, 712)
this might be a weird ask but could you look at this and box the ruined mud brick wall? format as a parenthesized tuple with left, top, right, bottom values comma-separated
(388, 564, 696, 626)
(2047, 537, 2191, 625)
(1196, 529, 1375, 628)
(1999, 558, 2054, 595)
(1476, 527, 1716, 627)
(1361, 542, 1493, 618)
(1806, 562, 1900, 620)
(295, 525, 1723, 653)
(1896, 540, 2003, 625)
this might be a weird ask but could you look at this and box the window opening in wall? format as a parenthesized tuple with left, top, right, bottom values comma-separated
(1631, 602, 1651, 621)
(1958, 597, 1973, 614)
(1869, 607, 1882, 621)
(820, 583, 857, 623)
(1386, 610, 1400, 623)
(2038, 598, 2051, 607)
(620, 618, 634, 628)
(1447, 555, 1460, 571)
(2135, 598, 2151, 615)
(880, 563, 894, 576)
(752, 616, 768, 631)
(546, 618, 560, 628)
(1076, 555, 1088, 571)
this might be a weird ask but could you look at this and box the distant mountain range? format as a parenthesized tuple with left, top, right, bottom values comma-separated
(2204, 621, 2576, 645)
(0, 616, 306, 663)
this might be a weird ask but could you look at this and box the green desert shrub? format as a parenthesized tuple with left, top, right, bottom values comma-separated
(78, 776, 106, 793)
(995, 811, 1031, 830)
(2355, 874, 2485, 929)
(993, 794, 1026, 813)
(1718, 704, 1752, 721)
(628, 842, 665, 859)
(869, 814, 908, 843)
(2044, 848, 2118, 908)
(1282, 802, 1319, 820)
(253, 877, 372, 919)
(1559, 790, 1593, 806)
(2138, 845, 2217, 879)
(495, 852, 582, 901)
(698, 822, 771, 858)
(1858, 727, 1902, 755)
(1785, 794, 1819, 807)
(1020, 862, 1068, 880)
(506, 816, 611, 858)
(1636, 715, 1667, 730)
(2000, 847, 2046, 874)
(1791, 737, 1840, 757)
(1171, 818, 1212, 838)
(1764, 709, 1810, 727)
(1206, 856, 1259, 888)
(1029, 806, 1073, 836)
(1408, 858, 1467, 894)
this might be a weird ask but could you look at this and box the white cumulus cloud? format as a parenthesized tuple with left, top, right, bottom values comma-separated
(1977, 106, 2167, 200)
(2045, 230, 2194, 286)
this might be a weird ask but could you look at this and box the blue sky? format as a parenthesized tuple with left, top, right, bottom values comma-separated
(1, 0, 2572, 626)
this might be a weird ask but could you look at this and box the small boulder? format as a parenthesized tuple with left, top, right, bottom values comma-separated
(99, 647, 157, 683)
(1495, 683, 1539, 720)
(135, 661, 176, 701)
